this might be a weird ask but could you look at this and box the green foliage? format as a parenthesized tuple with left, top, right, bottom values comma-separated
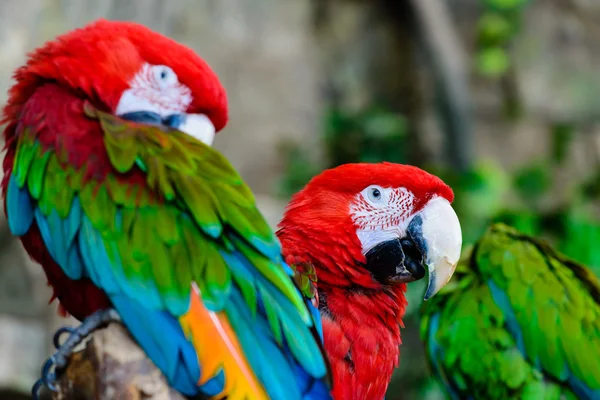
(427, 161, 511, 244)
(325, 106, 407, 165)
(279, 106, 408, 197)
(476, 47, 510, 78)
(477, 13, 514, 45)
(475, 0, 530, 77)
(551, 122, 575, 165)
(276, 142, 321, 198)
(483, 0, 529, 11)
(513, 162, 552, 205)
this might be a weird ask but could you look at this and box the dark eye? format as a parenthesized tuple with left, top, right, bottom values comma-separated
(366, 185, 385, 203)
(152, 65, 178, 89)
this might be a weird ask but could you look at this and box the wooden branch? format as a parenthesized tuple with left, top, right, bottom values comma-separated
(52, 323, 186, 400)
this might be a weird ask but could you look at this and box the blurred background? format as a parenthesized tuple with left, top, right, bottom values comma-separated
(1, 0, 600, 399)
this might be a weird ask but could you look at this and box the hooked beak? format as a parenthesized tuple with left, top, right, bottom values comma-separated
(364, 197, 461, 300)
(412, 197, 462, 300)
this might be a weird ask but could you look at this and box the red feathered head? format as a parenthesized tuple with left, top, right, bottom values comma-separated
(278, 162, 462, 300)
(3, 19, 227, 145)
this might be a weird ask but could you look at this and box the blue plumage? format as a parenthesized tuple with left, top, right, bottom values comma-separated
(111, 294, 225, 397)
(222, 249, 330, 400)
(6, 175, 34, 236)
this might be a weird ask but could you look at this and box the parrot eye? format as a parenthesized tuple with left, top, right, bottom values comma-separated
(152, 65, 178, 89)
(366, 185, 385, 204)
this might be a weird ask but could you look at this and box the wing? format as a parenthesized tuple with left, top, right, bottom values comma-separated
(6, 85, 331, 400)
(421, 224, 600, 400)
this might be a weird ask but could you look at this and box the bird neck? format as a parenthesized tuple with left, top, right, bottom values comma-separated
(318, 285, 406, 400)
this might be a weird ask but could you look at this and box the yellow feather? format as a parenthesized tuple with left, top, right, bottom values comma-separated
(179, 283, 268, 400)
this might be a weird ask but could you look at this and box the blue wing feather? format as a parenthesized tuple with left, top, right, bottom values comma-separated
(222, 249, 330, 399)
(6, 175, 34, 236)
(110, 293, 225, 397)
(309, 302, 324, 340)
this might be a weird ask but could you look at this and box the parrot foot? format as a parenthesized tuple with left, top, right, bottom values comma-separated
(32, 308, 121, 400)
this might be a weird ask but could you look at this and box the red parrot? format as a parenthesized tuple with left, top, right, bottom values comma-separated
(2, 19, 332, 400)
(277, 163, 462, 400)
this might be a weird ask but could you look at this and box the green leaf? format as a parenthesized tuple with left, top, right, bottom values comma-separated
(513, 162, 552, 204)
(550, 122, 574, 165)
(477, 13, 514, 46)
(476, 47, 510, 78)
(483, 0, 529, 11)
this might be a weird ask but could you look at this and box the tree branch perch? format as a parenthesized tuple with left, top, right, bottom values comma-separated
(51, 323, 186, 400)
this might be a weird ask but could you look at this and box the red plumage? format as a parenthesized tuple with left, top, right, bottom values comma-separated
(1, 19, 228, 320)
(278, 163, 454, 400)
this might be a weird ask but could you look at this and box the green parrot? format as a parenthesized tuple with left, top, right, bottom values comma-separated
(420, 223, 600, 399)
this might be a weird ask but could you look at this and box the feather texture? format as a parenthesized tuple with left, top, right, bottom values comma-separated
(421, 223, 600, 399)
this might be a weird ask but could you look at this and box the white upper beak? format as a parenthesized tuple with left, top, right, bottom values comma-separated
(419, 197, 462, 300)
(179, 114, 216, 146)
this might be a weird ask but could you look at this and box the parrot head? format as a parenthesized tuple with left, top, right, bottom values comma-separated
(280, 162, 462, 300)
(4, 19, 227, 146)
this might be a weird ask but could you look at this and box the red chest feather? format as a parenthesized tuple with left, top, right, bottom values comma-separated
(322, 288, 406, 400)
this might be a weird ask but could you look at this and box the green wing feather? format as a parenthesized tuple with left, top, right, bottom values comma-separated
(291, 262, 318, 303)
(290, 262, 322, 338)
(421, 223, 600, 399)
(89, 103, 307, 315)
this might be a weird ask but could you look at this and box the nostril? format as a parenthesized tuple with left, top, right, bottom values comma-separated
(162, 114, 187, 129)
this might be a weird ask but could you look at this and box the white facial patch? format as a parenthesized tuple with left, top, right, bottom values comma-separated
(350, 186, 415, 253)
(115, 63, 216, 146)
(115, 63, 193, 117)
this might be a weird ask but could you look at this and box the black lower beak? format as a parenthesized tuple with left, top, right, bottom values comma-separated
(119, 111, 186, 129)
(365, 219, 427, 285)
